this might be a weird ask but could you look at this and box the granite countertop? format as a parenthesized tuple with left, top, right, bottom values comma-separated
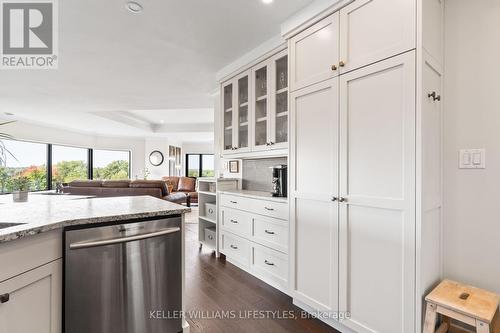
(218, 189, 288, 203)
(0, 194, 190, 244)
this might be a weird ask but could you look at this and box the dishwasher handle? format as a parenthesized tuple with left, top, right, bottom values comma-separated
(69, 227, 181, 250)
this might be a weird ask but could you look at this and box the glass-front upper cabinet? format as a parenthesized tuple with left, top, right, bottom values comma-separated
(271, 50, 289, 149)
(236, 71, 250, 152)
(221, 48, 288, 156)
(222, 82, 234, 153)
(252, 62, 270, 151)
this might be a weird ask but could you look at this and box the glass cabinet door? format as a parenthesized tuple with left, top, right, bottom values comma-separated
(273, 53, 288, 147)
(253, 64, 269, 148)
(237, 74, 249, 150)
(223, 83, 234, 151)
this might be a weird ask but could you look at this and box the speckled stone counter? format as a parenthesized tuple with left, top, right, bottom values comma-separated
(218, 189, 288, 203)
(0, 194, 190, 243)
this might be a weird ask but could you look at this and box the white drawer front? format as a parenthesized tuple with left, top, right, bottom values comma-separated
(253, 216, 288, 253)
(252, 244, 288, 290)
(251, 200, 288, 220)
(220, 231, 251, 269)
(220, 208, 252, 238)
(220, 194, 252, 211)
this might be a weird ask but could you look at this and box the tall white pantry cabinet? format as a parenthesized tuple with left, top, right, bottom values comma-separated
(287, 0, 443, 333)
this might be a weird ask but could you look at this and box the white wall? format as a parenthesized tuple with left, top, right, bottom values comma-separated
(144, 137, 182, 179)
(1, 119, 146, 177)
(183, 142, 214, 155)
(444, 0, 500, 293)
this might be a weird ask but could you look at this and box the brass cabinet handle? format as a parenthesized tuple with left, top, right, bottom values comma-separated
(339, 61, 345, 67)
(331, 64, 338, 71)
(264, 260, 275, 266)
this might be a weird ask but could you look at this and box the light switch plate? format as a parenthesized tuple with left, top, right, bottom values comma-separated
(459, 149, 486, 169)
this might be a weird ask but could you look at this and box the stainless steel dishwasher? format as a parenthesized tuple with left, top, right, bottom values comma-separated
(64, 216, 182, 333)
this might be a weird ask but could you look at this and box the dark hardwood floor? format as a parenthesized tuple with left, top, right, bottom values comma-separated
(184, 224, 339, 333)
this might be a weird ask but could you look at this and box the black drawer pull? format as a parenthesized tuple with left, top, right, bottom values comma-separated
(264, 260, 275, 266)
(264, 207, 274, 211)
(230, 201, 238, 204)
(0, 293, 10, 304)
(230, 219, 238, 224)
(230, 245, 238, 250)
(264, 230, 275, 235)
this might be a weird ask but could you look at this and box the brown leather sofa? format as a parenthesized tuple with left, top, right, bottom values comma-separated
(162, 177, 198, 205)
(62, 180, 188, 205)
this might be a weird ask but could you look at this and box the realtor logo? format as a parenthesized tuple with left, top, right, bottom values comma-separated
(1, 0, 58, 69)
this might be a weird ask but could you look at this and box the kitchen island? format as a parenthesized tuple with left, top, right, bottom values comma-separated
(0, 194, 191, 333)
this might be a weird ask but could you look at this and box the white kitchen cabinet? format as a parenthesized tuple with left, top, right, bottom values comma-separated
(251, 61, 272, 152)
(422, 0, 444, 66)
(289, 13, 340, 92)
(251, 50, 290, 152)
(219, 48, 288, 158)
(222, 70, 251, 154)
(269, 50, 289, 150)
(287, 0, 443, 331)
(222, 80, 235, 154)
(0, 260, 62, 333)
(219, 192, 289, 293)
(338, 52, 416, 333)
(288, 0, 415, 91)
(289, 78, 339, 312)
(339, 0, 415, 74)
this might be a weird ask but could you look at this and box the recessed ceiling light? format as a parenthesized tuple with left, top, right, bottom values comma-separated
(159, 120, 165, 124)
(262, 0, 274, 4)
(126, 1, 143, 13)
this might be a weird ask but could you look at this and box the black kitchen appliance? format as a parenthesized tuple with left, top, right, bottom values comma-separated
(270, 165, 287, 197)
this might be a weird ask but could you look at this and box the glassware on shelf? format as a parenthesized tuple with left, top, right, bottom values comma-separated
(279, 72, 286, 90)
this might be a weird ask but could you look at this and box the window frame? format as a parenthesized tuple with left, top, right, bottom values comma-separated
(0, 138, 132, 193)
(185, 153, 214, 178)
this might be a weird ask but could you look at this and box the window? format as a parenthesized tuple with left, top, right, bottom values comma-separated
(185, 154, 214, 178)
(202, 155, 215, 177)
(186, 155, 200, 178)
(93, 149, 130, 180)
(0, 138, 132, 194)
(51, 145, 89, 187)
(0, 139, 48, 193)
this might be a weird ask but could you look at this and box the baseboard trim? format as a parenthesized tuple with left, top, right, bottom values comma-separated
(292, 299, 356, 333)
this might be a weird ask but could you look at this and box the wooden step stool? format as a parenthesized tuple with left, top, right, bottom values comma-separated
(424, 280, 500, 333)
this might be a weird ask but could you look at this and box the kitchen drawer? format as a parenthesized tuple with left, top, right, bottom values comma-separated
(220, 208, 252, 238)
(0, 230, 62, 283)
(220, 194, 252, 211)
(220, 231, 251, 270)
(253, 216, 288, 253)
(251, 243, 288, 291)
(250, 199, 288, 220)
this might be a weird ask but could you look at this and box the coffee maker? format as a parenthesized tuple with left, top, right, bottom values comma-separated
(270, 165, 287, 197)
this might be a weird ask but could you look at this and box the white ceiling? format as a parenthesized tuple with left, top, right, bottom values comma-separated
(0, 0, 315, 142)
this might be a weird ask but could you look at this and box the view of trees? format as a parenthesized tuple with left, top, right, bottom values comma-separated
(0, 159, 129, 194)
(0, 165, 47, 193)
(93, 160, 129, 180)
